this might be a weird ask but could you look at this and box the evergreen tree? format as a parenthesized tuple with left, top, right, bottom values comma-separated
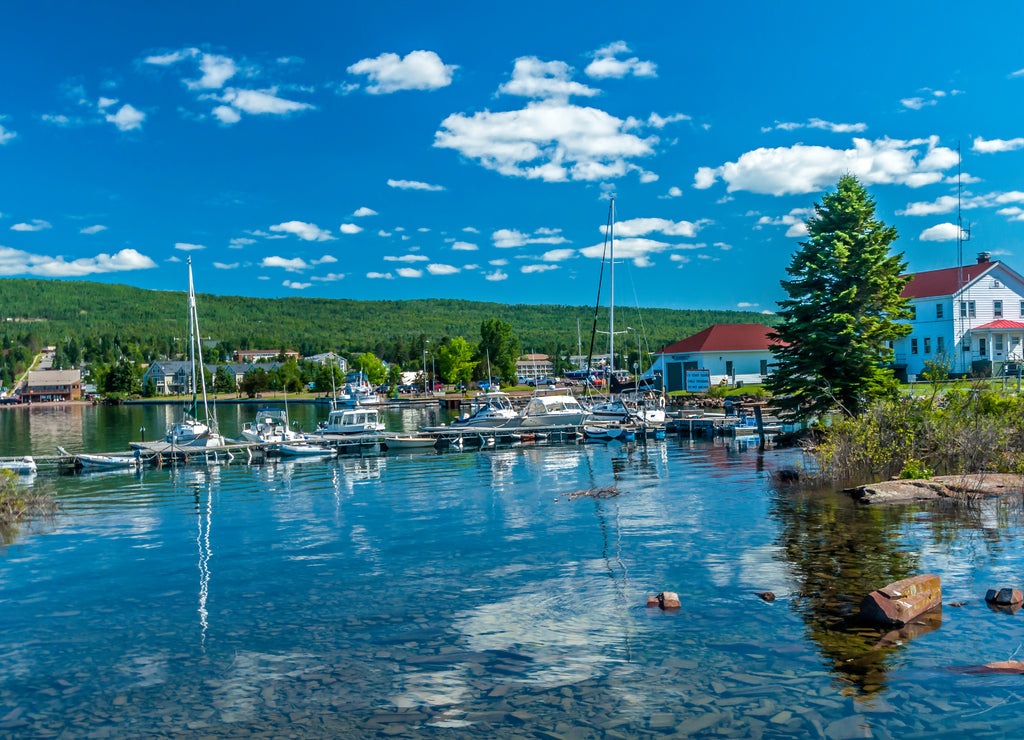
(478, 318, 520, 385)
(765, 175, 912, 420)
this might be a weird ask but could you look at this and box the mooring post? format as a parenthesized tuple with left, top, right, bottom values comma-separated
(754, 405, 766, 449)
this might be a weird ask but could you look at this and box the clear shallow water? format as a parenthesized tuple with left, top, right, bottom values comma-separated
(3, 405, 1024, 737)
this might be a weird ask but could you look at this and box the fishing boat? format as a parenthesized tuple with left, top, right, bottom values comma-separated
(0, 456, 37, 474)
(383, 435, 437, 450)
(158, 258, 227, 448)
(241, 407, 303, 444)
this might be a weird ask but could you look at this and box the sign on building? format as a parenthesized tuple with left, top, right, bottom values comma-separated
(684, 369, 711, 393)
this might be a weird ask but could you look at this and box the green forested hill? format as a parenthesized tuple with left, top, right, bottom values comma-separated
(0, 277, 775, 360)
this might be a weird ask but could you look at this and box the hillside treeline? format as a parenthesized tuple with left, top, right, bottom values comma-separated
(0, 277, 774, 377)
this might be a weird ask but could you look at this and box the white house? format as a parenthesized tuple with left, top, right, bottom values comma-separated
(649, 324, 781, 391)
(894, 252, 1024, 378)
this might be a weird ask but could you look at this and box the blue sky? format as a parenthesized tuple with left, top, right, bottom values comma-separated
(3, 1, 1024, 314)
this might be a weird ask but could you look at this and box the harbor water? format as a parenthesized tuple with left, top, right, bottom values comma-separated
(3, 402, 1024, 737)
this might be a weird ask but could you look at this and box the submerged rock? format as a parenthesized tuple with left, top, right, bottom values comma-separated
(847, 474, 1024, 505)
(985, 588, 1023, 606)
(756, 591, 776, 602)
(952, 660, 1024, 675)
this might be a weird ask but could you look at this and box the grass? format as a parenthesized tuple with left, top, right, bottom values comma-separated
(0, 470, 58, 530)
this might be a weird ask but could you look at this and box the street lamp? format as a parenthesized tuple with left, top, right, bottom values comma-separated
(422, 339, 429, 396)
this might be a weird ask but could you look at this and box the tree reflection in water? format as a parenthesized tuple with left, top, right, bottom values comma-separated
(768, 485, 923, 695)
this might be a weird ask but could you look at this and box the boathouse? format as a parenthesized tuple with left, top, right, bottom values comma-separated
(648, 324, 781, 391)
(892, 252, 1024, 379)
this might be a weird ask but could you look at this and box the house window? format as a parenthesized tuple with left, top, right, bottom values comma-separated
(963, 342, 970, 353)
(909, 305, 917, 320)
(979, 338, 987, 355)
(911, 338, 918, 355)
(725, 360, 734, 377)
(924, 338, 931, 353)
(960, 300, 976, 318)
(995, 300, 1003, 318)
(936, 303, 944, 319)
(937, 336, 945, 353)
(760, 359, 768, 375)
(996, 335, 1004, 351)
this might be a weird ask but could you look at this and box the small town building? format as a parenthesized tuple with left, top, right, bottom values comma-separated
(516, 353, 554, 381)
(233, 349, 299, 363)
(305, 352, 348, 372)
(649, 324, 780, 391)
(141, 361, 257, 394)
(21, 369, 82, 402)
(894, 252, 1024, 379)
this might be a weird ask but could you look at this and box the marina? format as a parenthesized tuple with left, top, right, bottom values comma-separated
(2, 401, 1024, 737)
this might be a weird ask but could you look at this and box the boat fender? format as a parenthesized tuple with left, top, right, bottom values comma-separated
(658, 395, 666, 408)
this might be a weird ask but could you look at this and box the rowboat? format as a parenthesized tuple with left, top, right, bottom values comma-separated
(76, 453, 142, 469)
(277, 442, 337, 458)
(384, 435, 437, 450)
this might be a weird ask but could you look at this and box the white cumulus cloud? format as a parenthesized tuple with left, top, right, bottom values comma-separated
(220, 88, 314, 117)
(584, 41, 656, 80)
(367, 271, 394, 279)
(347, 50, 456, 94)
(213, 262, 239, 269)
(396, 267, 423, 278)
(186, 53, 238, 90)
(0, 123, 15, 145)
(105, 104, 145, 131)
(919, 223, 967, 241)
(427, 263, 460, 275)
(973, 136, 1024, 153)
(499, 57, 600, 100)
(11, 219, 52, 232)
(492, 227, 570, 248)
(269, 221, 334, 241)
(485, 269, 508, 281)
(451, 241, 478, 251)
(80, 225, 107, 234)
(387, 178, 445, 191)
(353, 207, 378, 217)
(262, 256, 310, 271)
(174, 242, 205, 251)
(384, 254, 429, 263)
(0, 246, 156, 276)
(339, 223, 363, 234)
(694, 136, 958, 195)
(282, 279, 311, 289)
(604, 217, 702, 238)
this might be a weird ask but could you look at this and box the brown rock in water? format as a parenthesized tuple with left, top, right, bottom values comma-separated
(953, 660, 1024, 675)
(756, 591, 776, 602)
(860, 574, 942, 627)
(647, 592, 681, 610)
(985, 588, 1023, 606)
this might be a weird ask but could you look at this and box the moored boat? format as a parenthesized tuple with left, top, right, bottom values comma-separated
(448, 391, 520, 428)
(277, 442, 337, 458)
(384, 435, 437, 450)
(519, 392, 589, 428)
(311, 407, 386, 438)
(0, 456, 37, 474)
(241, 408, 303, 444)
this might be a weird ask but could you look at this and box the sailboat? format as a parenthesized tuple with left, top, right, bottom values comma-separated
(165, 258, 228, 448)
(585, 197, 666, 426)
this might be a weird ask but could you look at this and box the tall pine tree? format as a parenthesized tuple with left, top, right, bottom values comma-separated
(765, 175, 912, 420)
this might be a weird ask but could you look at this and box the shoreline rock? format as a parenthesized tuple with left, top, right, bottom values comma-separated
(846, 474, 1024, 505)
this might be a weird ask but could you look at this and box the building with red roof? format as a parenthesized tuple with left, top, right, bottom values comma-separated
(893, 252, 1024, 378)
(649, 323, 782, 391)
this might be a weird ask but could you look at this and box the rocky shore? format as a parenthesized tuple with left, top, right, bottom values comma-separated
(847, 474, 1024, 505)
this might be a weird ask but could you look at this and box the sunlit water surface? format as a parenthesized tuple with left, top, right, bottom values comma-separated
(2, 403, 1024, 737)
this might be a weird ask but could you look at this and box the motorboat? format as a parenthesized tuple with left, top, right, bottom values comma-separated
(241, 408, 303, 444)
(312, 407, 386, 438)
(589, 390, 666, 425)
(519, 392, 589, 428)
(449, 391, 520, 428)
(0, 456, 37, 474)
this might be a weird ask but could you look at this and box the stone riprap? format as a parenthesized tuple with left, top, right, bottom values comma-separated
(847, 474, 1024, 505)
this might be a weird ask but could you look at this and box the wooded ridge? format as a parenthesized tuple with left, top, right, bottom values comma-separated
(0, 277, 775, 356)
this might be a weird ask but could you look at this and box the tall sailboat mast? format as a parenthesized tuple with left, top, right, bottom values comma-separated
(188, 257, 214, 430)
(609, 196, 615, 377)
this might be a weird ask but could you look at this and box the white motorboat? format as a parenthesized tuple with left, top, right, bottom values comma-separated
(0, 456, 37, 474)
(241, 408, 303, 444)
(312, 407, 386, 437)
(449, 391, 520, 428)
(519, 392, 589, 428)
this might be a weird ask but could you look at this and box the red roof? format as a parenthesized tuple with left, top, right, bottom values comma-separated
(655, 324, 781, 355)
(973, 320, 1024, 330)
(901, 262, 996, 299)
